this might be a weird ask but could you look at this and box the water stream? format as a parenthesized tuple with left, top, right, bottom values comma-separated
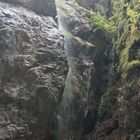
(55, 0, 94, 139)
(55, 0, 81, 139)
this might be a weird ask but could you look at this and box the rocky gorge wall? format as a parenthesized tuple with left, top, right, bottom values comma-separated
(0, 0, 139, 140)
(0, 0, 67, 139)
(56, 0, 140, 140)
(55, 0, 113, 140)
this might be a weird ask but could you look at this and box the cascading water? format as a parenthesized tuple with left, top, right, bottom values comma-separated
(55, 0, 95, 139)
(55, 1, 79, 140)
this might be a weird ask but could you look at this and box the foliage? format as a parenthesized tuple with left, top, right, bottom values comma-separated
(90, 11, 116, 34)
(119, 36, 140, 74)
(112, 0, 124, 18)
(127, 7, 139, 21)
(127, 7, 140, 32)
(90, 0, 137, 34)
(90, 0, 140, 74)
(111, 0, 140, 74)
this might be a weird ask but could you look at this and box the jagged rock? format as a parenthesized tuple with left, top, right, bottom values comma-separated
(56, 0, 111, 139)
(0, 0, 139, 140)
(75, 0, 112, 17)
(0, 0, 57, 17)
(57, 0, 92, 41)
(0, 1, 67, 139)
(57, 1, 139, 140)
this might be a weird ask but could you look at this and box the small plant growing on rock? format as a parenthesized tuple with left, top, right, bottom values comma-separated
(90, 11, 116, 35)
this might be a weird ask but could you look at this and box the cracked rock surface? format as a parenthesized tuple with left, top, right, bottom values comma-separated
(0, 1, 67, 139)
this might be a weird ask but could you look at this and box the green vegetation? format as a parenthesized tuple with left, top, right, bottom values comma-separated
(90, 11, 116, 34)
(118, 38, 140, 74)
(98, 87, 117, 120)
(113, 0, 140, 74)
(126, 60, 140, 72)
(90, 1, 140, 33)
(118, 29, 140, 73)
(90, 0, 140, 135)
(127, 7, 139, 23)
(90, 0, 125, 34)
(90, 0, 140, 75)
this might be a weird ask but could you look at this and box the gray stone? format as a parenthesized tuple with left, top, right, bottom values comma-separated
(0, 0, 57, 17)
(75, 0, 112, 17)
(0, 1, 67, 139)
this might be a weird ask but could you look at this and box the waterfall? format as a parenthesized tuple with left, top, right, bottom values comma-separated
(55, 0, 94, 139)
(55, 1, 79, 140)
(55, 1, 78, 139)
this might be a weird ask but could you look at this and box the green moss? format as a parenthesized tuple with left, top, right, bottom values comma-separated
(90, 0, 140, 75)
(90, 0, 140, 37)
(119, 45, 131, 71)
(113, 1, 140, 74)
(127, 6, 140, 25)
(98, 87, 117, 121)
(114, 29, 128, 53)
(126, 60, 140, 71)
(119, 34, 140, 73)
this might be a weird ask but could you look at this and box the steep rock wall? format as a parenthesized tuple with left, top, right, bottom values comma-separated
(56, 0, 112, 139)
(75, 0, 112, 17)
(0, 0, 56, 17)
(0, 0, 139, 140)
(0, 1, 67, 139)
(56, 0, 140, 140)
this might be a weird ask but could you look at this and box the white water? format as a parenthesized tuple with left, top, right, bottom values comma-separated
(55, 0, 80, 139)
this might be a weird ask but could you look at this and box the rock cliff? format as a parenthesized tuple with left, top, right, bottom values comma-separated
(0, 0, 139, 140)
(56, 0, 140, 140)
(0, 1, 67, 139)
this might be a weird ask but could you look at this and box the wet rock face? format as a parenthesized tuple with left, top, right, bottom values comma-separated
(57, 0, 111, 139)
(57, 1, 139, 140)
(75, 0, 112, 17)
(58, 0, 92, 41)
(66, 1, 140, 140)
(30, 0, 56, 17)
(75, 0, 95, 10)
(0, 0, 56, 17)
(0, 1, 67, 140)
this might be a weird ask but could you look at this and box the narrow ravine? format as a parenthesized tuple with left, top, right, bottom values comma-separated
(0, 0, 139, 140)
(55, 0, 95, 139)
(55, 0, 140, 140)
(55, 1, 80, 139)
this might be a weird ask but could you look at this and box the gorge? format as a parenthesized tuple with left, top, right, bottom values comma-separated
(0, 0, 139, 140)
